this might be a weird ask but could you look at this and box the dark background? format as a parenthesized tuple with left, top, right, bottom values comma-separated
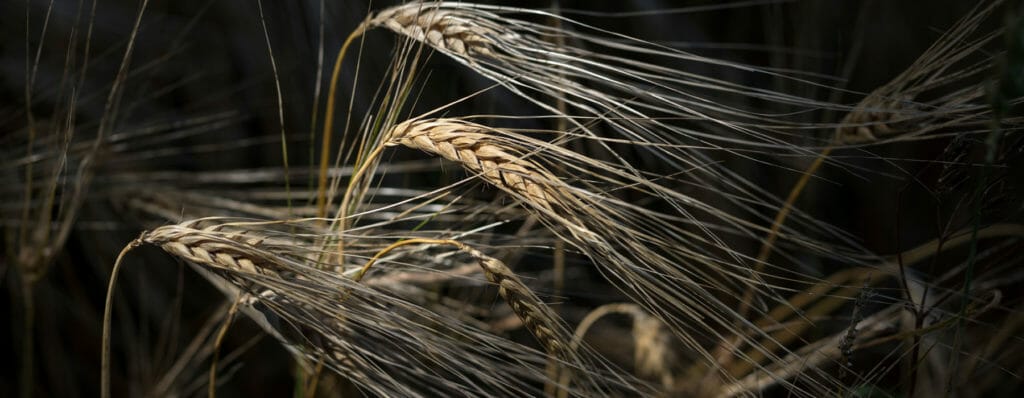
(1, 0, 1020, 396)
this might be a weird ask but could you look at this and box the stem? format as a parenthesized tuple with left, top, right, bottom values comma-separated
(737, 145, 833, 319)
(353, 238, 462, 282)
(209, 296, 242, 398)
(714, 146, 832, 375)
(557, 304, 645, 398)
(317, 26, 366, 219)
(101, 236, 144, 398)
(335, 144, 387, 263)
(20, 280, 34, 398)
(948, 120, 1002, 392)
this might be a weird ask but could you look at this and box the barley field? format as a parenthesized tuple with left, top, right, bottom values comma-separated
(2, 0, 1023, 397)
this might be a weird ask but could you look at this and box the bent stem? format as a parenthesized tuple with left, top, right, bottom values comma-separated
(319, 22, 421, 267)
(709, 145, 833, 376)
(333, 143, 388, 265)
(353, 238, 462, 282)
(557, 303, 646, 398)
(738, 145, 834, 319)
(101, 235, 145, 398)
(317, 24, 368, 219)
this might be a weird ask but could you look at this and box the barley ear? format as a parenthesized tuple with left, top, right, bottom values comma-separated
(355, 238, 569, 360)
(366, 3, 499, 59)
(385, 118, 564, 212)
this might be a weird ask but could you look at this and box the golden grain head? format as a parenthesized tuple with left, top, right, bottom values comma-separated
(386, 118, 561, 210)
(368, 3, 503, 58)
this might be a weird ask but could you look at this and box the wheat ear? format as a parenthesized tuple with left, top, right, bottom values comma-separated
(355, 238, 566, 359)
(833, 0, 1002, 144)
(735, 0, 1000, 320)
(102, 222, 300, 398)
(366, 3, 500, 58)
(385, 118, 568, 211)
(734, 0, 1003, 310)
(115, 225, 577, 388)
(317, 2, 500, 218)
(727, 0, 1004, 333)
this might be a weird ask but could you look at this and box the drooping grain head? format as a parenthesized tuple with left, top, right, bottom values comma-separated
(142, 224, 279, 276)
(833, 1, 1001, 145)
(136, 220, 621, 394)
(385, 118, 562, 211)
(834, 93, 918, 144)
(366, 3, 509, 59)
(459, 244, 567, 358)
